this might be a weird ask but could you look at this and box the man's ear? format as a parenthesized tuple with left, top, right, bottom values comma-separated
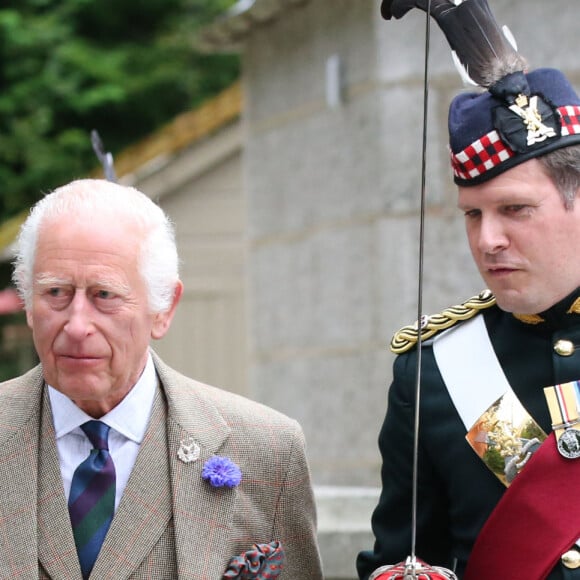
(151, 280, 184, 340)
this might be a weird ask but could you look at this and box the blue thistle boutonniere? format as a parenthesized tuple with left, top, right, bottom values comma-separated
(202, 455, 242, 488)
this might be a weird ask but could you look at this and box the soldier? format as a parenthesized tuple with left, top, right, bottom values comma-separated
(358, 1, 580, 578)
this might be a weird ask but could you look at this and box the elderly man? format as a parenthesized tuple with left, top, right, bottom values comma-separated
(358, 0, 580, 579)
(0, 178, 322, 579)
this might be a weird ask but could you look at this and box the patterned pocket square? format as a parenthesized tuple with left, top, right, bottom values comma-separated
(223, 541, 285, 579)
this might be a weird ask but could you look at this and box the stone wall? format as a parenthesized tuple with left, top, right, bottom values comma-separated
(242, 0, 482, 489)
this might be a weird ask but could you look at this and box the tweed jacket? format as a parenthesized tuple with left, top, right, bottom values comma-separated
(0, 351, 323, 579)
(357, 289, 580, 580)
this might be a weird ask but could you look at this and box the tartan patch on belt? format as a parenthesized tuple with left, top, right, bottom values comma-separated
(451, 105, 580, 181)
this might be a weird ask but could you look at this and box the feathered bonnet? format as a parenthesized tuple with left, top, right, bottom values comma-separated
(381, 0, 580, 185)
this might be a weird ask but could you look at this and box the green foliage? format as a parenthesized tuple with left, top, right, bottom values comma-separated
(0, 0, 239, 216)
(520, 422, 545, 441)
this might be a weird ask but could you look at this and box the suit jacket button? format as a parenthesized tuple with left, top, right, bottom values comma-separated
(562, 549, 580, 569)
(554, 339, 575, 356)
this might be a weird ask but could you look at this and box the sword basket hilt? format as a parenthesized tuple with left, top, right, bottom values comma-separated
(369, 556, 458, 580)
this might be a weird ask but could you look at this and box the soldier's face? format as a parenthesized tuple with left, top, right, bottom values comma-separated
(458, 158, 580, 314)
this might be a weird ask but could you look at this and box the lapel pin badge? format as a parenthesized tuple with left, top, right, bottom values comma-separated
(178, 436, 201, 463)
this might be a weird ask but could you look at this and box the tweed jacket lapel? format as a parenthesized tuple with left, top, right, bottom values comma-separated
(0, 366, 42, 579)
(153, 353, 238, 579)
(38, 388, 83, 579)
(90, 382, 173, 579)
(0, 355, 240, 579)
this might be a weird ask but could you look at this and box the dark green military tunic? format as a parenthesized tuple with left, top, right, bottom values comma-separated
(357, 289, 580, 580)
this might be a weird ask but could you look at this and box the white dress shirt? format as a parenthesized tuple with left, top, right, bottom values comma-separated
(48, 353, 158, 512)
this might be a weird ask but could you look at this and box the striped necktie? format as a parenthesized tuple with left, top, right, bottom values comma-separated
(68, 421, 116, 579)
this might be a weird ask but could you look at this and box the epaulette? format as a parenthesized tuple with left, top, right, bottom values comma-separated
(390, 289, 496, 354)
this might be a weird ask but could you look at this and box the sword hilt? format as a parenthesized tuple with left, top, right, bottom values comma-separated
(369, 556, 458, 580)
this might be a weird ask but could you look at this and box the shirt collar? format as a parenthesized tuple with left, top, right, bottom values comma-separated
(48, 352, 158, 444)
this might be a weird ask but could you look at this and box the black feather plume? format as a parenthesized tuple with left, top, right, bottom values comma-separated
(381, 0, 527, 88)
(381, 0, 449, 20)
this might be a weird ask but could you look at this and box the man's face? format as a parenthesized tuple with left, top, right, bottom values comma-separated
(26, 213, 180, 417)
(458, 158, 580, 314)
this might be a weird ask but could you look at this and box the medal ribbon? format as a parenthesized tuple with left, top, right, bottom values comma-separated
(544, 381, 580, 442)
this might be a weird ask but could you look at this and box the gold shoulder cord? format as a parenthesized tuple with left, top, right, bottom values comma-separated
(390, 289, 496, 354)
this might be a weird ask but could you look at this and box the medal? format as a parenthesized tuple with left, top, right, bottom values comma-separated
(544, 381, 580, 459)
(557, 428, 580, 459)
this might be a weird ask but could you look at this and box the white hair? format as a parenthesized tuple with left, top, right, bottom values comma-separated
(13, 179, 180, 312)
